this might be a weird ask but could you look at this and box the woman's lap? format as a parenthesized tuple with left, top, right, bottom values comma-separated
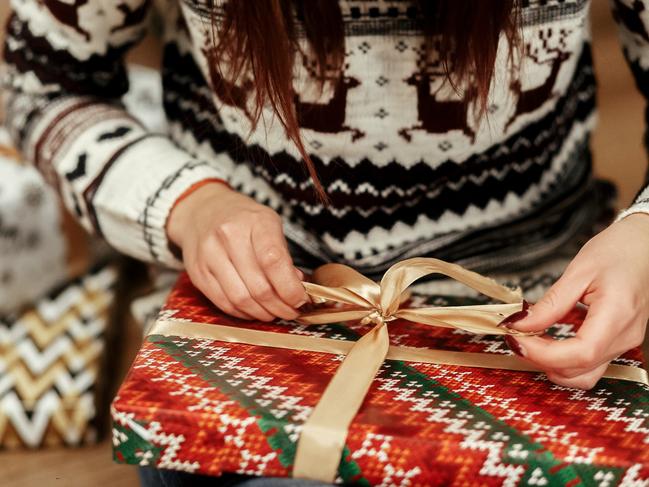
(138, 467, 331, 487)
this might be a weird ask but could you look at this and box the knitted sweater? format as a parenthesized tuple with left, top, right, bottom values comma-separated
(3, 0, 649, 276)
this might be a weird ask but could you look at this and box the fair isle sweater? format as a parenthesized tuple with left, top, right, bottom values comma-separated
(3, 0, 649, 278)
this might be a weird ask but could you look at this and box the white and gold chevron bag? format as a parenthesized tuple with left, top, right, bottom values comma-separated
(0, 265, 117, 448)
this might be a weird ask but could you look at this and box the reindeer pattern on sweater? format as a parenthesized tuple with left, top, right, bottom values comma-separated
(2, 0, 648, 275)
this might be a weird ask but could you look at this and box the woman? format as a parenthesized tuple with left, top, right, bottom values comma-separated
(3, 0, 649, 484)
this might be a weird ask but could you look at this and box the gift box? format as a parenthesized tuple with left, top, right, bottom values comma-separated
(112, 269, 649, 486)
(0, 264, 118, 448)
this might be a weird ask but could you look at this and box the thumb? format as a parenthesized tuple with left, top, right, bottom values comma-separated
(503, 270, 588, 332)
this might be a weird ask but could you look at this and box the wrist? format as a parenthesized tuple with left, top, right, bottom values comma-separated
(166, 179, 231, 248)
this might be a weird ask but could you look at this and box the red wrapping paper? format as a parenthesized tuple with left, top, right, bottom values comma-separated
(112, 273, 649, 486)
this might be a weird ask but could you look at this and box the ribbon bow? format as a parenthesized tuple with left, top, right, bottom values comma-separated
(298, 257, 531, 335)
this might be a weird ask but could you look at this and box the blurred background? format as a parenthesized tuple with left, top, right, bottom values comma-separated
(0, 2, 647, 486)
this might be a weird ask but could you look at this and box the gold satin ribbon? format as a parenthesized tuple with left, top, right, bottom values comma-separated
(146, 258, 649, 483)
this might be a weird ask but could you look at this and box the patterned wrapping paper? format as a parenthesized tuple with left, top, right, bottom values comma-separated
(112, 273, 649, 486)
(0, 265, 118, 448)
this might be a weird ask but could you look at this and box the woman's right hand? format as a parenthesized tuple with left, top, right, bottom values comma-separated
(167, 182, 308, 321)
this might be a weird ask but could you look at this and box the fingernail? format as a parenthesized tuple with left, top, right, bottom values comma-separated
(296, 299, 308, 308)
(504, 335, 526, 357)
(498, 309, 529, 327)
(499, 300, 531, 327)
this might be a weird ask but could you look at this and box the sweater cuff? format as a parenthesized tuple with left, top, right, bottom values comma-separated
(614, 187, 649, 224)
(91, 136, 227, 269)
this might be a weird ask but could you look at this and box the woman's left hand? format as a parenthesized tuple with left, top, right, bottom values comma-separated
(502, 213, 649, 389)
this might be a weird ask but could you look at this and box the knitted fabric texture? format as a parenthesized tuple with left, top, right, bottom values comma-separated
(1, 0, 645, 274)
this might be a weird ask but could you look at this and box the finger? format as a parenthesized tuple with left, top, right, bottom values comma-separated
(546, 362, 609, 390)
(184, 252, 253, 320)
(204, 240, 276, 321)
(251, 220, 308, 309)
(295, 268, 305, 281)
(211, 259, 276, 321)
(221, 229, 302, 320)
(548, 358, 612, 379)
(553, 331, 643, 379)
(504, 299, 620, 370)
(506, 267, 589, 332)
(202, 274, 254, 320)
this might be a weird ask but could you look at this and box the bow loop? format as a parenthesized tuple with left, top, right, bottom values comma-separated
(379, 257, 522, 315)
(311, 263, 381, 307)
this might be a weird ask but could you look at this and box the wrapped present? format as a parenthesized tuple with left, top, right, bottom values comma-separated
(112, 260, 649, 486)
(0, 264, 118, 448)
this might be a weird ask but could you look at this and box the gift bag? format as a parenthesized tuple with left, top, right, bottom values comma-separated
(0, 264, 118, 448)
(112, 267, 649, 486)
(0, 142, 74, 314)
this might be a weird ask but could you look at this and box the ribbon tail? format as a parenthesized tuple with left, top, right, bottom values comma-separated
(395, 308, 509, 335)
(292, 321, 391, 482)
(297, 308, 372, 325)
(436, 303, 524, 313)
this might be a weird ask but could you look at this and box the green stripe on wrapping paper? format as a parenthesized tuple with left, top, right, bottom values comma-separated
(113, 420, 164, 466)
(256, 416, 296, 468)
(150, 335, 370, 484)
(338, 446, 370, 486)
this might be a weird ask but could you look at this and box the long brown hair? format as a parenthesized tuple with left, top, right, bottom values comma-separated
(206, 1, 519, 199)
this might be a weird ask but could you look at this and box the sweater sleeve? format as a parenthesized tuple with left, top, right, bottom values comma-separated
(1, 0, 226, 269)
(611, 0, 649, 220)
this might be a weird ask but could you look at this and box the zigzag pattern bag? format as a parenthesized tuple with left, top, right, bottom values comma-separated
(0, 265, 117, 448)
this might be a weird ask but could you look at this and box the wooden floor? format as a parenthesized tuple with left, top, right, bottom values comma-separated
(1, 3, 648, 487)
(2, 442, 140, 487)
